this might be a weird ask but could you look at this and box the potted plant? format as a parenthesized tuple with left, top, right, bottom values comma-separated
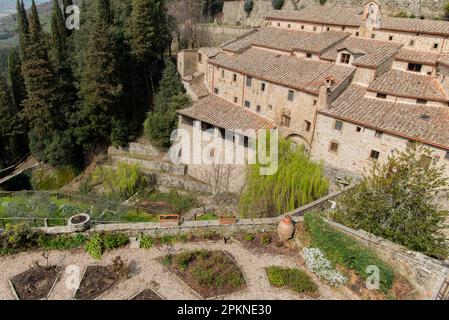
(68, 213, 91, 232)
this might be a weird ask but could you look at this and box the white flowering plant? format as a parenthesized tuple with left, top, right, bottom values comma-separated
(303, 247, 347, 287)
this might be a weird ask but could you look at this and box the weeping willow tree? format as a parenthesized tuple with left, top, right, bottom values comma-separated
(239, 138, 329, 218)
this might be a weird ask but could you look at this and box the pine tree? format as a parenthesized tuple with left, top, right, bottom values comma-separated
(74, 0, 123, 151)
(22, 0, 57, 160)
(7, 48, 27, 111)
(16, 0, 29, 60)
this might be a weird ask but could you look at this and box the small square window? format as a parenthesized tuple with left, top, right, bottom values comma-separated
(417, 99, 427, 105)
(288, 90, 294, 101)
(277, 23, 280, 27)
(355, 32, 359, 37)
(389, 35, 393, 41)
(356, 126, 362, 132)
(326, 27, 330, 31)
(329, 141, 339, 153)
(214, 88, 219, 94)
(244, 100, 250, 108)
(256, 105, 261, 112)
(246, 76, 252, 87)
(371, 34, 375, 39)
(198, 53, 202, 62)
(375, 130, 383, 138)
(288, 24, 291, 28)
(434, 43, 439, 49)
(313, 26, 317, 31)
(334, 120, 343, 131)
(370, 150, 380, 160)
(234, 97, 238, 103)
(233, 74, 237, 81)
(376, 93, 387, 99)
(261, 82, 266, 91)
(304, 120, 311, 132)
(408, 63, 422, 72)
(427, 71, 432, 75)
(410, 40, 415, 46)
(281, 115, 291, 127)
(301, 25, 304, 30)
(340, 53, 351, 64)
(306, 53, 312, 58)
(313, 100, 317, 106)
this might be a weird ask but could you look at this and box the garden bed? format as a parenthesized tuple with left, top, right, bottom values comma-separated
(75, 257, 130, 300)
(160, 250, 246, 299)
(130, 288, 164, 300)
(10, 265, 62, 300)
(236, 232, 297, 255)
(265, 266, 318, 297)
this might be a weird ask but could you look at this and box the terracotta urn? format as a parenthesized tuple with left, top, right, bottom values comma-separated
(277, 215, 295, 242)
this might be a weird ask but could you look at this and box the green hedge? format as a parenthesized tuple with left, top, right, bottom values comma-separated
(304, 213, 394, 293)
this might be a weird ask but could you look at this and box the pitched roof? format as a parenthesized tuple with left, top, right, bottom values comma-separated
(222, 27, 311, 53)
(380, 17, 449, 36)
(368, 69, 448, 102)
(293, 31, 351, 54)
(177, 95, 275, 130)
(209, 48, 355, 94)
(187, 75, 209, 99)
(321, 85, 449, 149)
(199, 47, 221, 58)
(265, 6, 363, 27)
(394, 48, 440, 66)
(320, 36, 402, 68)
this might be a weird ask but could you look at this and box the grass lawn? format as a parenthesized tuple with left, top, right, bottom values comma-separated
(196, 213, 218, 221)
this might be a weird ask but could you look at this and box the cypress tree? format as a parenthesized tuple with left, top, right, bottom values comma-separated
(153, 59, 183, 113)
(50, 0, 67, 67)
(16, 0, 29, 60)
(7, 48, 27, 111)
(22, 0, 57, 160)
(129, 0, 171, 94)
(74, 0, 123, 151)
(0, 76, 26, 166)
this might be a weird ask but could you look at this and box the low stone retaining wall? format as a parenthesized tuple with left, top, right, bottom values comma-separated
(108, 142, 161, 159)
(111, 155, 187, 176)
(37, 216, 283, 238)
(326, 219, 449, 299)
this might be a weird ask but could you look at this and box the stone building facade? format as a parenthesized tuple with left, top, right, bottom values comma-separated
(176, 1, 449, 186)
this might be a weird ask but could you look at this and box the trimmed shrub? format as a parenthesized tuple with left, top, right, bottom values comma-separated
(38, 234, 87, 250)
(271, 0, 284, 10)
(244, 0, 254, 15)
(304, 213, 394, 293)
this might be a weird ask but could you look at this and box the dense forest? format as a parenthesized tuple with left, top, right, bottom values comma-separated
(0, 0, 177, 171)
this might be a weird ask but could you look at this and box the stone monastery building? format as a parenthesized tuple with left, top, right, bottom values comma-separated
(176, 1, 449, 182)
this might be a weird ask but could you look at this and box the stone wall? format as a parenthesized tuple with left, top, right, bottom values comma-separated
(326, 218, 449, 298)
(222, 0, 447, 27)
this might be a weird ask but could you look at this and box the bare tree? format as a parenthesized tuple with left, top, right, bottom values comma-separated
(168, 0, 211, 50)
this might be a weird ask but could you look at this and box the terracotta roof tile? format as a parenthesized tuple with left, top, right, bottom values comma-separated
(293, 31, 351, 54)
(265, 6, 363, 27)
(381, 17, 449, 36)
(394, 48, 440, 66)
(222, 27, 311, 53)
(321, 36, 402, 67)
(210, 48, 355, 94)
(177, 95, 275, 130)
(368, 69, 448, 102)
(321, 85, 449, 149)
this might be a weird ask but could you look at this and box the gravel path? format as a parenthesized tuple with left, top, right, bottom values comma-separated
(0, 240, 353, 300)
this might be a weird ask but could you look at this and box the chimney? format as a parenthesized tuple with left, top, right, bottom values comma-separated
(317, 84, 329, 111)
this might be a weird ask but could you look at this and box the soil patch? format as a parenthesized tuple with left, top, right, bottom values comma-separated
(10, 266, 62, 300)
(71, 215, 87, 224)
(75, 265, 119, 300)
(160, 250, 246, 299)
(236, 232, 297, 256)
(131, 288, 164, 300)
